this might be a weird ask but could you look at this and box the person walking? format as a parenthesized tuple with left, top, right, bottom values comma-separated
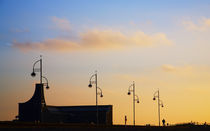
(162, 119, 166, 126)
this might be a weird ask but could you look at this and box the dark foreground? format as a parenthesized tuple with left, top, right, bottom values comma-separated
(1, 121, 210, 131)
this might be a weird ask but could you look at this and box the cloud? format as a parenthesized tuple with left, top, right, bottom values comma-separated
(182, 17, 210, 31)
(80, 30, 127, 49)
(12, 29, 172, 52)
(161, 64, 177, 72)
(161, 64, 194, 76)
(12, 39, 79, 52)
(51, 16, 71, 31)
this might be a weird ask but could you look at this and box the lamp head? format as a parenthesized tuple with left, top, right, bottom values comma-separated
(100, 94, 103, 97)
(153, 97, 156, 100)
(162, 105, 164, 107)
(137, 100, 140, 103)
(127, 91, 131, 95)
(46, 85, 50, 89)
(88, 83, 92, 88)
(31, 72, 36, 77)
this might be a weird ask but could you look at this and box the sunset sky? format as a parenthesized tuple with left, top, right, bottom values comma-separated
(1, 0, 210, 125)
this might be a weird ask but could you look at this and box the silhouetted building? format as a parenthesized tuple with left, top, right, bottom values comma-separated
(18, 84, 112, 125)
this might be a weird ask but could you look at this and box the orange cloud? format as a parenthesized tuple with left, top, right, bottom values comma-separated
(51, 16, 71, 31)
(12, 29, 172, 52)
(182, 17, 210, 31)
(80, 30, 127, 49)
(12, 39, 79, 52)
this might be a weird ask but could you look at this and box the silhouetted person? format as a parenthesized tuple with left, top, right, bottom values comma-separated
(125, 115, 127, 126)
(162, 119, 166, 126)
(204, 122, 207, 126)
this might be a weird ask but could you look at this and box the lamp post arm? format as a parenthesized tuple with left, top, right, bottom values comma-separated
(135, 95, 139, 100)
(159, 99, 164, 105)
(42, 76, 48, 84)
(89, 74, 96, 83)
(128, 84, 133, 92)
(97, 87, 102, 93)
(153, 90, 158, 97)
(32, 60, 41, 71)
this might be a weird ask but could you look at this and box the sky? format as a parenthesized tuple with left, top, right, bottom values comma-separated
(1, 0, 210, 125)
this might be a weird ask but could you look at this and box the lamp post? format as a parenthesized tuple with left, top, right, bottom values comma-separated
(31, 56, 50, 90)
(127, 81, 140, 126)
(88, 71, 103, 125)
(153, 89, 164, 126)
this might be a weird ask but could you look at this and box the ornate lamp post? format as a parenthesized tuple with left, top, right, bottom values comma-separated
(127, 81, 140, 126)
(88, 71, 103, 125)
(31, 55, 50, 89)
(153, 89, 164, 126)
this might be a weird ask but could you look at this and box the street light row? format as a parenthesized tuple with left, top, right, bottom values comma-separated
(30, 56, 164, 126)
(88, 71, 164, 126)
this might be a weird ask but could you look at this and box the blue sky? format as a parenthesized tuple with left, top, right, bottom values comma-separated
(1, 0, 210, 44)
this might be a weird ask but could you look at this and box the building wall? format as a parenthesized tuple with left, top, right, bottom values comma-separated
(42, 105, 113, 125)
(18, 84, 45, 122)
(18, 83, 113, 125)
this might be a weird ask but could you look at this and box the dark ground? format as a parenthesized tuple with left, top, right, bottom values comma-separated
(1, 121, 210, 131)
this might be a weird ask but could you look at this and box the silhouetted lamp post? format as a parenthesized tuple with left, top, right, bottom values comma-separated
(88, 71, 103, 125)
(153, 89, 164, 126)
(127, 81, 140, 126)
(31, 55, 50, 89)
